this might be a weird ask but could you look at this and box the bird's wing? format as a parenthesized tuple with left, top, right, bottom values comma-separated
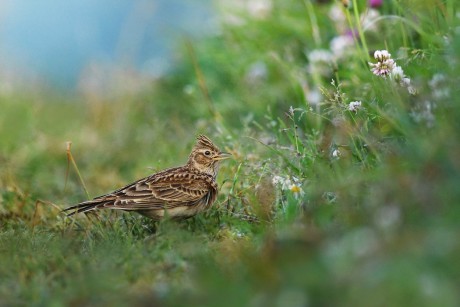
(94, 172, 216, 211)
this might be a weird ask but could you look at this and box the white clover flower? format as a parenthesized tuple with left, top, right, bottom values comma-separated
(374, 50, 391, 61)
(307, 49, 334, 76)
(328, 3, 347, 32)
(361, 8, 380, 32)
(410, 100, 435, 127)
(401, 77, 416, 95)
(328, 3, 346, 25)
(390, 65, 412, 90)
(429, 74, 450, 99)
(390, 66, 405, 82)
(308, 49, 334, 64)
(384, 62, 417, 94)
(429, 74, 446, 89)
(348, 101, 362, 112)
(330, 35, 355, 60)
(369, 50, 397, 78)
(370, 59, 395, 77)
(401, 78, 411, 87)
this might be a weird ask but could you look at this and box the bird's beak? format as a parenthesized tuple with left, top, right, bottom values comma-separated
(214, 152, 232, 160)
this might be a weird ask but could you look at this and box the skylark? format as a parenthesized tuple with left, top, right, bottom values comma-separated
(64, 135, 231, 220)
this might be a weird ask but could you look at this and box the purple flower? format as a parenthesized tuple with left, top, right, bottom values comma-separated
(368, 0, 383, 8)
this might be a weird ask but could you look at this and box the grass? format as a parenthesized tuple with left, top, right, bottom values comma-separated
(1, 0, 460, 306)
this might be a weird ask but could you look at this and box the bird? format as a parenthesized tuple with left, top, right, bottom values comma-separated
(63, 135, 231, 221)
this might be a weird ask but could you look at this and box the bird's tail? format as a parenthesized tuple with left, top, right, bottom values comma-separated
(63, 199, 110, 217)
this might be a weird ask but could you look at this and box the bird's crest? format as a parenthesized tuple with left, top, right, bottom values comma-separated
(195, 135, 219, 152)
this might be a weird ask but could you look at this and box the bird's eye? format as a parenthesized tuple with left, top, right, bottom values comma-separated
(204, 150, 211, 156)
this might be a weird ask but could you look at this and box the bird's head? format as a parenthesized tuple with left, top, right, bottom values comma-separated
(187, 135, 231, 176)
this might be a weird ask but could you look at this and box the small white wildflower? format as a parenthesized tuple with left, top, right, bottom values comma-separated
(390, 66, 405, 82)
(370, 50, 413, 82)
(399, 77, 417, 95)
(289, 183, 305, 199)
(272, 175, 291, 191)
(307, 49, 334, 76)
(374, 50, 391, 61)
(369, 59, 395, 77)
(410, 101, 435, 127)
(370, 50, 395, 77)
(232, 229, 245, 238)
(273, 175, 304, 199)
(245, 61, 268, 84)
(429, 74, 450, 99)
(348, 101, 362, 112)
(272, 175, 284, 186)
(429, 74, 446, 88)
(361, 8, 380, 31)
(328, 3, 347, 32)
(328, 3, 346, 24)
(330, 35, 355, 60)
(407, 85, 417, 95)
(282, 178, 292, 191)
(332, 149, 341, 159)
(308, 49, 334, 64)
(306, 89, 322, 107)
(390, 65, 416, 94)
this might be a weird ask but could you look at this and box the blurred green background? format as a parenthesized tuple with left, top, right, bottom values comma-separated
(1, 0, 460, 306)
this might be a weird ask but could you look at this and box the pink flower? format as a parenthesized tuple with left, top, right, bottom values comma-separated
(368, 0, 383, 8)
(369, 59, 395, 77)
(369, 50, 395, 77)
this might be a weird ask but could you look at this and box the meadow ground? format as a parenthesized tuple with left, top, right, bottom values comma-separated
(1, 1, 460, 306)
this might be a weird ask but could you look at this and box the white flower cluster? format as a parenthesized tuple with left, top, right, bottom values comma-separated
(330, 35, 355, 60)
(429, 73, 450, 100)
(369, 50, 395, 77)
(307, 49, 334, 76)
(272, 175, 305, 199)
(348, 100, 362, 112)
(369, 50, 416, 94)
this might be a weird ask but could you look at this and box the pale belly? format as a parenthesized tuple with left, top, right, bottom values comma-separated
(137, 203, 207, 221)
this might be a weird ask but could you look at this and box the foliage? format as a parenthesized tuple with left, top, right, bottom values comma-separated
(1, 0, 460, 306)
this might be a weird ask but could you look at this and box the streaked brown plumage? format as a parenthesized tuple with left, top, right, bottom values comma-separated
(64, 135, 231, 220)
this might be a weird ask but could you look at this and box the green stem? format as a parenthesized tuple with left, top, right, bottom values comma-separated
(304, 0, 321, 46)
(352, 0, 370, 60)
(66, 142, 90, 200)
